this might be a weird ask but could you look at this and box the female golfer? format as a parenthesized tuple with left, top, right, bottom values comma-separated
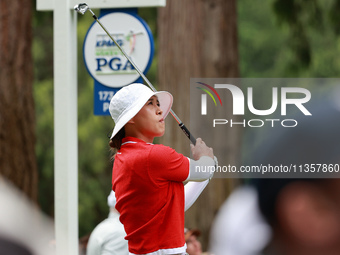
(109, 83, 217, 255)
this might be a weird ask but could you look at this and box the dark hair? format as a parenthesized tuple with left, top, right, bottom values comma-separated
(109, 128, 125, 159)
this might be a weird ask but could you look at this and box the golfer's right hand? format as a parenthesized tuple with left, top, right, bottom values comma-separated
(190, 138, 214, 161)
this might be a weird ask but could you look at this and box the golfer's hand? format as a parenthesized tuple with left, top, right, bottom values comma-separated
(190, 138, 214, 160)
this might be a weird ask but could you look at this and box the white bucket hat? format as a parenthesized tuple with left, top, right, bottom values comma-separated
(109, 83, 173, 139)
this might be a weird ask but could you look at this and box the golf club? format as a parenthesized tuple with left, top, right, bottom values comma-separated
(74, 3, 196, 145)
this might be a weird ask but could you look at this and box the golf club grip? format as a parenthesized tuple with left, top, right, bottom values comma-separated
(179, 123, 196, 145)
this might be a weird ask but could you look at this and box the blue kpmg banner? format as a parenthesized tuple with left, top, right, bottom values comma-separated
(83, 8, 154, 115)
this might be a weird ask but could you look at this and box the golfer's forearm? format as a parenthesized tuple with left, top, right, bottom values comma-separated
(185, 156, 216, 181)
(184, 180, 209, 211)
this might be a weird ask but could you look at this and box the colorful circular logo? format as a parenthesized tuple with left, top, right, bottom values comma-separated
(83, 11, 154, 88)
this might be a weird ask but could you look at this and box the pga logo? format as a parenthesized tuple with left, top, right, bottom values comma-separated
(95, 33, 138, 73)
(198, 83, 312, 128)
(83, 12, 153, 88)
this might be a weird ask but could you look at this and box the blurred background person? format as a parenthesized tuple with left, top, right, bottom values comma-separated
(185, 228, 213, 255)
(0, 176, 55, 255)
(255, 178, 340, 255)
(79, 234, 91, 255)
(0, 236, 33, 255)
(210, 88, 340, 255)
(86, 191, 128, 255)
(209, 186, 271, 255)
(185, 228, 203, 255)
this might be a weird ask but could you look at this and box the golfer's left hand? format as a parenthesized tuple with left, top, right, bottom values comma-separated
(190, 138, 214, 161)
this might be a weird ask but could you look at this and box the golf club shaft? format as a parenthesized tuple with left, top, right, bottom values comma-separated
(88, 11, 196, 144)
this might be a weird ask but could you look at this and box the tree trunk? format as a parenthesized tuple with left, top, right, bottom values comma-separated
(0, 0, 37, 202)
(158, 0, 240, 250)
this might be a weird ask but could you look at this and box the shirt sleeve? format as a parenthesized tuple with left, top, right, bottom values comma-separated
(148, 144, 190, 182)
(184, 180, 209, 211)
(185, 156, 216, 181)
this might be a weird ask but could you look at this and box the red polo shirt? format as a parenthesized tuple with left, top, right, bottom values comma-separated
(112, 137, 190, 254)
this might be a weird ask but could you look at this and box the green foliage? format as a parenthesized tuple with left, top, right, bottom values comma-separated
(272, 0, 322, 69)
(33, 6, 54, 216)
(238, 0, 291, 77)
(238, 0, 340, 77)
(34, 78, 54, 215)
